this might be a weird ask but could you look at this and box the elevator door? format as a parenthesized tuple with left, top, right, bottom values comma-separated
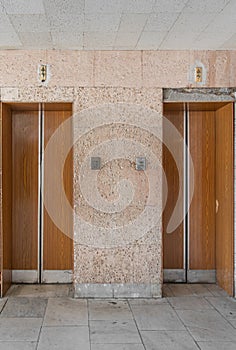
(5, 103, 73, 285)
(163, 102, 234, 296)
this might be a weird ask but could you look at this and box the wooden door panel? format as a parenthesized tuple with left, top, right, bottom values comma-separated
(12, 110, 39, 270)
(1, 103, 12, 295)
(163, 104, 184, 269)
(43, 109, 73, 271)
(216, 103, 234, 296)
(189, 110, 216, 270)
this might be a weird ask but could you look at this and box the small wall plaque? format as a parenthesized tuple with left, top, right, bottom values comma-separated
(195, 67, 203, 82)
(91, 157, 101, 170)
(136, 157, 146, 171)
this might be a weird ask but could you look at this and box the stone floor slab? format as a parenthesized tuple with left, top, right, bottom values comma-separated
(141, 330, 199, 350)
(130, 303, 185, 331)
(0, 342, 37, 350)
(187, 284, 214, 297)
(6, 284, 71, 298)
(91, 345, 145, 350)
(89, 300, 133, 321)
(43, 298, 88, 326)
(202, 284, 228, 297)
(37, 326, 90, 350)
(197, 341, 236, 349)
(90, 320, 141, 344)
(0, 299, 7, 313)
(166, 284, 194, 297)
(177, 309, 236, 342)
(206, 297, 236, 320)
(0, 318, 42, 341)
(1, 297, 47, 318)
(168, 296, 213, 310)
(128, 299, 168, 306)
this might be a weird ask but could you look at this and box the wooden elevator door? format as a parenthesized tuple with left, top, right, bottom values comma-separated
(12, 109, 39, 279)
(43, 106, 73, 283)
(163, 102, 234, 295)
(10, 103, 73, 284)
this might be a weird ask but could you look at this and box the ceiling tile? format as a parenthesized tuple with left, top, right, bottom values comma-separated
(0, 1, 5, 13)
(205, 7, 236, 33)
(85, 13, 121, 32)
(85, 0, 125, 13)
(0, 13, 16, 32)
(43, 0, 84, 16)
(136, 31, 167, 49)
(160, 31, 199, 49)
(221, 33, 236, 49)
(10, 14, 49, 33)
(172, 12, 216, 32)
(145, 12, 179, 32)
(182, 0, 230, 13)
(118, 14, 148, 33)
(48, 14, 84, 32)
(84, 32, 116, 49)
(18, 32, 52, 48)
(193, 31, 233, 49)
(123, 0, 156, 13)
(0, 31, 21, 47)
(115, 31, 140, 48)
(3, 0, 45, 14)
(153, 0, 189, 12)
(51, 32, 83, 49)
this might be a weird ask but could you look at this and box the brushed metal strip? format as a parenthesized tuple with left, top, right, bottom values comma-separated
(234, 102, 236, 297)
(39, 103, 45, 283)
(37, 104, 41, 284)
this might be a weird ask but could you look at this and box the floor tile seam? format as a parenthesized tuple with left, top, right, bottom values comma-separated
(170, 303, 202, 349)
(87, 298, 92, 350)
(127, 299, 147, 350)
(202, 297, 236, 329)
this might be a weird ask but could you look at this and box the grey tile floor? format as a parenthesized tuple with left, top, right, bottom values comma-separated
(0, 284, 235, 349)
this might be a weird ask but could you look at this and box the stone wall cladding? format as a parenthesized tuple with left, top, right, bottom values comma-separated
(1, 49, 236, 297)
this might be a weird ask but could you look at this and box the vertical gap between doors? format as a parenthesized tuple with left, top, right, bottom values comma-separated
(184, 103, 189, 283)
(38, 103, 44, 283)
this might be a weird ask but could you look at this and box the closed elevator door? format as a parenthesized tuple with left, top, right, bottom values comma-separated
(163, 102, 234, 296)
(11, 103, 73, 284)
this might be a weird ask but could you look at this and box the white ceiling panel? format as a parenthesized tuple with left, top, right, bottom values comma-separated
(9, 14, 50, 33)
(18, 31, 52, 48)
(85, 0, 125, 14)
(124, 0, 156, 13)
(2, 0, 45, 15)
(153, 0, 189, 12)
(118, 14, 148, 33)
(0, 0, 235, 50)
(145, 12, 179, 32)
(172, 12, 216, 33)
(0, 13, 16, 32)
(160, 31, 199, 49)
(43, 0, 84, 16)
(0, 31, 21, 47)
(52, 31, 83, 49)
(48, 14, 85, 32)
(221, 33, 236, 49)
(136, 31, 167, 49)
(84, 31, 116, 49)
(193, 31, 233, 49)
(115, 31, 141, 48)
(182, 0, 230, 13)
(85, 13, 121, 32)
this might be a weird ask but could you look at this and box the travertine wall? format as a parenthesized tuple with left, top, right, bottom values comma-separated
(0, 50, 235, 297)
